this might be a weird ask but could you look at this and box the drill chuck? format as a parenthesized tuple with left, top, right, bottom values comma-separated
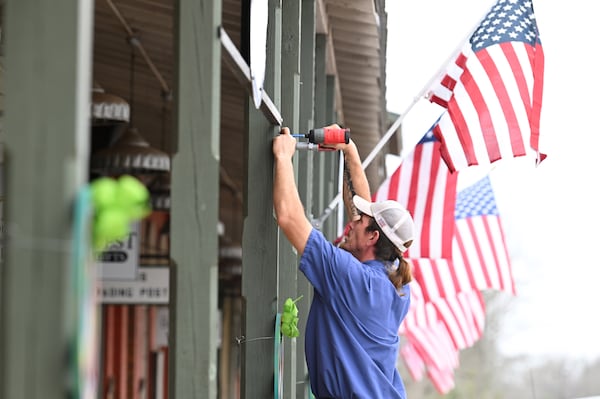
(295, 142, 336, 151)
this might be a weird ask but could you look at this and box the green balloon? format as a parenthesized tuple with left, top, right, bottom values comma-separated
(94, 207, 129, 247)
(283, 298, 294, 312)
(117, 175, 151, 219)
(282, 324, 293, 337)
(118, 175, 149, 206)
(91, 177, 118, 211)
(291, 326, 299, 337)
(281, 312, 294, 324)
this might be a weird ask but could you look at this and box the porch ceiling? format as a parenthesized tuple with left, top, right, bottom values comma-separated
(90, 0, 387, 248)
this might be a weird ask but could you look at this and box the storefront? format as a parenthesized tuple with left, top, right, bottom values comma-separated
(0, 0, 395, 398)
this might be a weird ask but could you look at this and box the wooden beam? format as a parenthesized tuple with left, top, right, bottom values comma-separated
(219, 27, 283, 126)
(324, 74, 341, 239)
(313, 33, 328, 226)
(279, 1, 303, 397)
(240, 0, 282, 397)
(295, 1, 317, 397)
(170, 0, 221, 397)
(1, 0, 94, 397)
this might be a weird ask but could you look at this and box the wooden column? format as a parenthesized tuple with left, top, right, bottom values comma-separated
(0, 0, 94, 398)
(240, 0, 282, 397)
(312, 39, 341, 241)
(170, 0, 221, 397)
(312, 34, 327, 232)
(322, 74, 340, 240)
(296, 0, 316, 397)
(279, 0, 302, 397)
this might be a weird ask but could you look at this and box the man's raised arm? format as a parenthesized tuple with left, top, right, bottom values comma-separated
(340, 138, 371, 221)
(272, 127, 313, 254)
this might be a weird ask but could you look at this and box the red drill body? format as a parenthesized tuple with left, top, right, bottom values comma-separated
(307, 126, 350, 144)
(292, 126, 351, 151)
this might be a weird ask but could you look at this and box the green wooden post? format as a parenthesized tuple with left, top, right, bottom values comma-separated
(313, 33, 342, 241)
(170, 0, 221, 397)
(296, 0, 316, 397)
(312, 34, 327, 235)
(326, 75, 337, 125)
(0, 0, 94, 398)
(241, 103, 280, 399)
(322, 75, 340, 240)
(241, 0, 282, 398)
(280, 0, 302, 397)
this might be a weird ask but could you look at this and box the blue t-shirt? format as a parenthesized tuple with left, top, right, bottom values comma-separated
(299, 229, 411, 399)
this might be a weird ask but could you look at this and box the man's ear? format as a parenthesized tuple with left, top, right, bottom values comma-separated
(370, 230, 380, 245)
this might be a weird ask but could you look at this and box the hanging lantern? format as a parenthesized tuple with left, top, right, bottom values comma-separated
(91, 86, 130, 126)
(148, 173, 171, 210)
(91, 126, 170, 175)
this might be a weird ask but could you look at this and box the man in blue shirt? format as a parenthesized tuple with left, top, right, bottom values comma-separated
(273, 126, 415, 398)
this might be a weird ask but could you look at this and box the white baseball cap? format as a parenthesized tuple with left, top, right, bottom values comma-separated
(352, 195, 415, 253)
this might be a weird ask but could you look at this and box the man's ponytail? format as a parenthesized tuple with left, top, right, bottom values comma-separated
(388, 251, 412, 292)
(367, 217, 413, 291)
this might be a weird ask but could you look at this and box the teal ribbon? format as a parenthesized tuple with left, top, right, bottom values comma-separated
(69, 185, 97, 398)
(274, 313, 283, 398)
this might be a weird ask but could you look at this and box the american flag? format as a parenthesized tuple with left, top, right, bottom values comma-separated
(409, 175, 515, 302)
(410, 258, 468, 303)
(399, 279, 460, 379)
(453, 175, 515, 295)
(400, 341, 425, 381)
(399, 279, 487, 392)
(400, 278, 485, 352)
(428, 0, 545, 172)
(376, 133, 485, 392)
(398, 175, 513, 393)
(373, 129, 458, 259)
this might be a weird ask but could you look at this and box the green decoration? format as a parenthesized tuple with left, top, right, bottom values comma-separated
(90, 177, 118, 211)
(281, 296, 303, 338)
(116, 175, 151, 218)
(90, 175, 151, 251)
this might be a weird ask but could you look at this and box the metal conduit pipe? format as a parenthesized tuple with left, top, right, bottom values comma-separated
(104, 0, 172, 98)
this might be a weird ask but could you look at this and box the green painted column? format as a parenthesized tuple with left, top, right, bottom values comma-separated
(296, 0, 316, 397)
(322, 74, 340, 240)
(170, 0, 221, 397)
(240, 0, 282, 398)
(279, 0, 302, 397)
(312, 33, 326, 235)
(0, 0, 95, 398)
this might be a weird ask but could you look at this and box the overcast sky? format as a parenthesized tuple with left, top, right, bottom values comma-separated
(385, 0, 600, 362)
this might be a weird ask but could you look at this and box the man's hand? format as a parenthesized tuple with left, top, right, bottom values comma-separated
(318, 124, 353, 152)
(273, 126, 297, 160)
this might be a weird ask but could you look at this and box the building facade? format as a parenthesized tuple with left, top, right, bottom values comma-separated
(0, 0, 399, 398)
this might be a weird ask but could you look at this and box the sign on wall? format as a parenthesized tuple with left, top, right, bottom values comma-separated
(95, 221, 140, 280)
(98, 266, 169, 304)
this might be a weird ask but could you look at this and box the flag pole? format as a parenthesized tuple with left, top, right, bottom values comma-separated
(312, 1, 495, 229)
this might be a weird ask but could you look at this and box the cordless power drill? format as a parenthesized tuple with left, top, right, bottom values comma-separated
(293, 126, 350, 151)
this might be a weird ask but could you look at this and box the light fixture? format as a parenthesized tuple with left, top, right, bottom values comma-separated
(91, 83, 130, 126)
(148, 173, 170, 210)
(90, 126, 170, 175)
(91, 37, 169, 176)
